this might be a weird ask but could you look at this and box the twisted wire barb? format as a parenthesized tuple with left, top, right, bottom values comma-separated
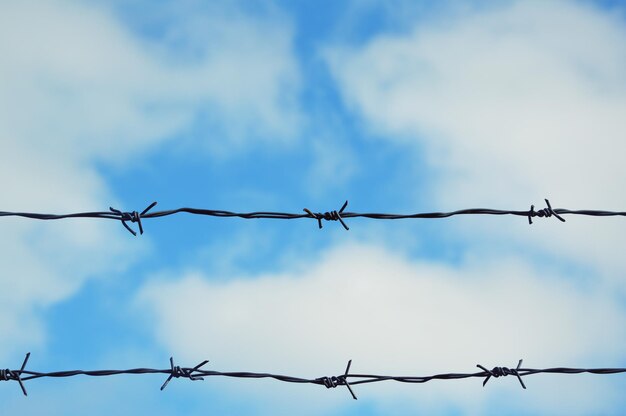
(160, 357, 209, 391)
(316, 360, 356, 399)
(4, 354, 626, 398)
(1, 199, 626, 235)
(109, 201, 157, 236)
(304, 200, 350, 230)
(0, 353, 30, 396)
(477, 359, 526, 389)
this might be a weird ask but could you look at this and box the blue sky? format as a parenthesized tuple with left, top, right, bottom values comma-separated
(1, 0, 626, 414)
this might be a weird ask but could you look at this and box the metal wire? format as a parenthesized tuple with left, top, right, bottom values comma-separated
(3, 354, 626, 399)
(1, 199, 625, 235)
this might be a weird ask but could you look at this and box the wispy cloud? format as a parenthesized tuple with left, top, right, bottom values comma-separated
(324, 0, 626, 283)
(0, 0, 301, 358)
(137, 243, 626, 415)
(133, 3, 626, 414)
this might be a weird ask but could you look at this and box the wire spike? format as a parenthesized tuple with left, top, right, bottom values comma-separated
(302, 200, 350, 230)
(0, 352, 30, 396)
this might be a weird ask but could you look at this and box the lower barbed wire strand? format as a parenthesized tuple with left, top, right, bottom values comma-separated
(5, 354, 626, 397)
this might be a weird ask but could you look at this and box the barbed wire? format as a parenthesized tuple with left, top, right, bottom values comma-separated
(3, 353, 626, 398)
(1, 199, 625, 236)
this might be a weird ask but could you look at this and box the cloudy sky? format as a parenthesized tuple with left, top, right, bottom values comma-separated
(1, 0, 626, 414)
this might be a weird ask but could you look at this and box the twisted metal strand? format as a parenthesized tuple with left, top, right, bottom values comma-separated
(2, 198, 626, 235)
(5, 355, 626, 398)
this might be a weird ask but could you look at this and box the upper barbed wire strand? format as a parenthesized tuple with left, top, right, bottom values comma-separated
(1, 199, 626, 235)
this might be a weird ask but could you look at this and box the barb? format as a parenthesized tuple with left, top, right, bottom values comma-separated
(317, 360, 357, 400)
(477, 359, 526, 389)
(1, 198, 624, 235)
(303, 200, 350, 230)
(109, 201, 158, 236)
(160, 357, 209, 390)
(0, 352, 30, 396)
(5, 355, 626, 397)
(528, 199, 565, 225)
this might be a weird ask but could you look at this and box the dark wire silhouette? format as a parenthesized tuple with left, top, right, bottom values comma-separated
(3, 354, 626, 399)
(1, 199, 625, 235)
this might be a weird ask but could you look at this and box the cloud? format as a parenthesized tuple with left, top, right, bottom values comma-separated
(0, 0, 301, 160)
(137, 243, 626, 415)
(324, 1, 626, 280)
(0, 0, 300, 358)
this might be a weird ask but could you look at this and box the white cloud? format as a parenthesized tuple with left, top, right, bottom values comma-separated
(0, 0, 301, 358)
(0, 0, 301, 160)
(137, 243, 626, 415)
(324, 1, 626, 281)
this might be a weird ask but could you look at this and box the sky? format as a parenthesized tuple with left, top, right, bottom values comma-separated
(1, 0, 626, 414)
